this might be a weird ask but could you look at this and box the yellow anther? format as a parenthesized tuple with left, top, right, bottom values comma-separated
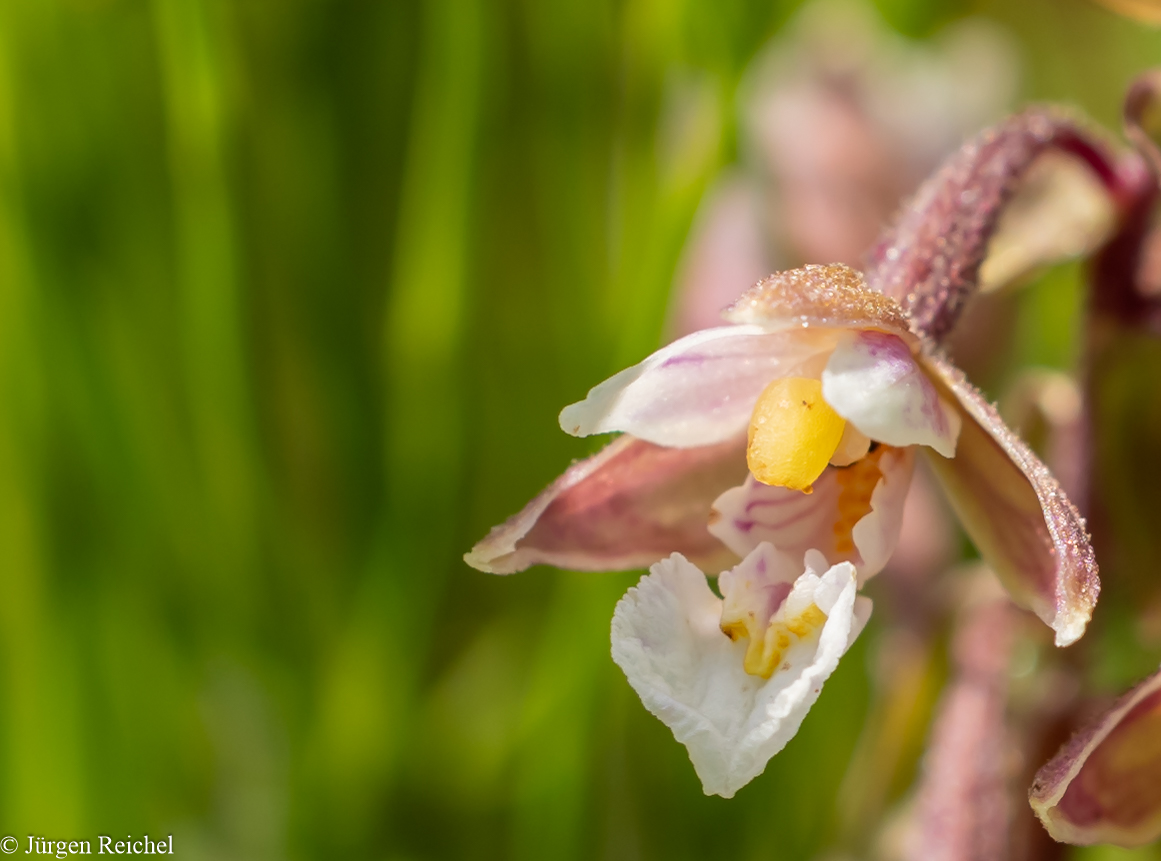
(747, 377, 846, 493)
(740, 603, 829, 679)
(721, 619, 747, 642)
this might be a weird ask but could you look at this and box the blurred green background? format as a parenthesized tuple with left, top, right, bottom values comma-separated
(0, 0, 1159, 858)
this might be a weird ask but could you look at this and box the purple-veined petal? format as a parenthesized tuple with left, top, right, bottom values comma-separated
(710, 474, 840, 565)
(722, 264, 913, 339)
(921, 353, 1099, 647)
(558, 325, 836, 447)
(610, 546, 870, 797)
(709, 446, 914, 583)
(464, 435, 747, 575)
(1031, 666, 1161, 847)
(822, 330, 961, 457)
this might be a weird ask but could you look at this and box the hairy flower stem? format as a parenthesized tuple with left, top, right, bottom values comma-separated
(866, 109, 1143, 344)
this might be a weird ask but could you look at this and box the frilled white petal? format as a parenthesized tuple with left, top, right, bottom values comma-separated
(708, 446, 915, 583)
(559, 326, 837, 448)
(610, 547, 871, 798)
(821, 330, 961, 457)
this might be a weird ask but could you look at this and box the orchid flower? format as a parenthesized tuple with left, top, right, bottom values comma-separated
(466, 262, 1093, 797)
(465, 109, 1108, 798)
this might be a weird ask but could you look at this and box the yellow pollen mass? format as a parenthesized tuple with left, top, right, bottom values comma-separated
(747, 377, 847, 493)
(740, 603, 828, 679)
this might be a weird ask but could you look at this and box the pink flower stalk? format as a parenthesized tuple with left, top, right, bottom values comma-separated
(464, 107, 1137, 797)
(905, 596, 1018, 861)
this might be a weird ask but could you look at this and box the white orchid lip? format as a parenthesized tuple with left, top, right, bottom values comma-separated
(610, 544, 871, 798)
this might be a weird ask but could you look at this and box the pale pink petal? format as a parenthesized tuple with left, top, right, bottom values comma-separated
(851, 447, 916, 581)
(464, 435, 747, 575)
(611, 547, 870, 797)
(822, 330, 961, 457)
(558, 325, 837, 447)
(921, 353, 1099, 647)
(709, 446, 914, 583)
(888, 462, 957, 586)
(1031, 667, 1161, 847)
